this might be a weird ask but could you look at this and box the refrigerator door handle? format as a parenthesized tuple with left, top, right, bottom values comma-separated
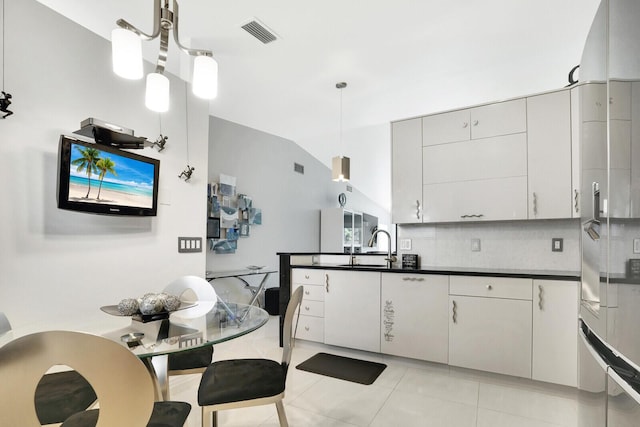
(608, 368, 640, 405)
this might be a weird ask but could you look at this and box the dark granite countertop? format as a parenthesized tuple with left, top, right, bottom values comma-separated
(289, 264, 580, 281)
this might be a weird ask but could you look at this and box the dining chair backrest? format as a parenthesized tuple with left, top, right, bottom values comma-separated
(0, 312, 11, 336)
(164, 275, 218, 319)
(0, 330, 155, 427)
(282, 286, 303, 371)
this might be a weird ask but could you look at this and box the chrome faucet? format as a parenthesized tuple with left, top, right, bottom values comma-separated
(368, 229, 397, 269)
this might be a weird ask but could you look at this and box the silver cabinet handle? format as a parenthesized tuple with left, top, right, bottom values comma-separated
(416, 200, 421, 220)
(473, 120, 479, 126)
(325, 273, 329, 293)
(305, 326, 310, 331)
(486, 284, 492, 290)
(462, 122, 469, 128)
(460, 214, 484, 219)
(304, 290, 310, 295)
(452, 300, 457, 324)
(402, 277, 426, 282)
(533, 192, 538, 216)
(305, 274, 310, 279)
(574, 189, 579, 213)
(538, 285, 544, 310)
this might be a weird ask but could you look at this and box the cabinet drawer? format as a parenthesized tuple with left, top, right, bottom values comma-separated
(292, 269, 326, 285)
(299, 300, 324, 317)
(296, 315, 324, 342)
(293, 283, 325, 301)
(450, 276, 532, 300)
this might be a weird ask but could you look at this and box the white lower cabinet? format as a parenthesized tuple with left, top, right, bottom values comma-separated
(532, 280, 579, 387)
(291, 269, 326, 343)
(380, 273, 449, 363)
(324, 270, 381, 353)
(448, 276, 533, 378)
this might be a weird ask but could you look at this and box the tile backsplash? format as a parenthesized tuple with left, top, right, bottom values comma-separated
(397, 219, 581, 272)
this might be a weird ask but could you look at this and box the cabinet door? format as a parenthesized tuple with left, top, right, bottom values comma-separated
(392, 119, 423, 223)
(527, 90, 573, 219)
(324, 271, 381, 353)
(470, 98, 527, 139)
(448, 295, 532, 378)
(423, 176, 528, 222)
(532, 280, 578, 387)
(381, 274, 448, 363)
(422, 109, 471, 146)
(423, 133, 527, 184)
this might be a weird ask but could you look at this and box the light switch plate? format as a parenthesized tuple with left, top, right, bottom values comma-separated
(400, 239, 412, 250)
(634, 238, 640, 254)
(178, 237, 203, 253)
(471, 238, 481, 252)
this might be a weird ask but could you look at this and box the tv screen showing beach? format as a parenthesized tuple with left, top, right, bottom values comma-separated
(67, 142, 156, 209)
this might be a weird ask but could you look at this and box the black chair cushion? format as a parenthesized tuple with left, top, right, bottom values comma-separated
(60, 401, 191, 427)
(198, 359, 286, 406)
(35, 370, 97, 425)
(168, 345, 214, 371)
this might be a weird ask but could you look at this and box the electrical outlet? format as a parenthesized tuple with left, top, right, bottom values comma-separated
(552, 238, 563, 252)
(400, 239, 412, 250)
(634, 238, 640, 254)
(471, 238, 481, 252)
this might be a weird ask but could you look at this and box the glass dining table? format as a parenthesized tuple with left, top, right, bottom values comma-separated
(100, 302, 269, 400)
(0, 302, 269, 402)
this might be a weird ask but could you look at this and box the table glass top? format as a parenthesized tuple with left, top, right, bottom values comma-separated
(206, 268, 276, 279)
(98, 302, 268, 358)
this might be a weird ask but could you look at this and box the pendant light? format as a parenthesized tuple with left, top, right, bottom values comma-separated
(332, 82, 350, 182)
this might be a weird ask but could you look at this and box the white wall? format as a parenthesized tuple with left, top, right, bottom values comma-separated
(206, 117, 390, 296)
(0, 0, 209, 329)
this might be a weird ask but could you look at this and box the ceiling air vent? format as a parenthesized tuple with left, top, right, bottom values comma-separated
(294, 163, 304, 175)
(241, 18, 278, 44)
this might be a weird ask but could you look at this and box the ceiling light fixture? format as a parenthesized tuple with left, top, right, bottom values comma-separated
(332, 82, 350, 182)
(112, 0, 218, 112)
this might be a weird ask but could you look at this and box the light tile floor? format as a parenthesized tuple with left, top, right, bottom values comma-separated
(170, 317, 582, 427)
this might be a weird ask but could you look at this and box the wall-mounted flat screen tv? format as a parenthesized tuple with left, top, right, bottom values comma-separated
(57, 135, 160, 216)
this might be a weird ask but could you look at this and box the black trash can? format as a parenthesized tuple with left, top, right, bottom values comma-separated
(264, 287, 280, 315)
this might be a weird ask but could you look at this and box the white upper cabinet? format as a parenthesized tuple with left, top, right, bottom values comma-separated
(392, 118, 423, 224)
(422, 109, 471, 146)
(527, 90, 573, 219)
(469, 98, 527, 139)
(421, 99, 527, 223)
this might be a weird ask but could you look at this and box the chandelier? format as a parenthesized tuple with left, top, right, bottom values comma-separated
(111, 0, 218, 112)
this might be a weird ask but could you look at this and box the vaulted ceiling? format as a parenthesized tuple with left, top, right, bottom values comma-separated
(36, 0, 601, 210)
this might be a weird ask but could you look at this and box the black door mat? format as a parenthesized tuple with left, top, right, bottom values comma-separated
(295, 352, 386, 385)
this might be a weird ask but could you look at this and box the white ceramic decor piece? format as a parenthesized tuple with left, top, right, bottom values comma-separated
(164, 275, 217, 319)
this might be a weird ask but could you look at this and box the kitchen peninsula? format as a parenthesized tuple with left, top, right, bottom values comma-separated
(278, 252, 580, 387)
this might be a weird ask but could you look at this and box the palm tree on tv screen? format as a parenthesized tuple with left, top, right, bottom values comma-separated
(95, 157, 117, 200)
(72, 147, 101, 198)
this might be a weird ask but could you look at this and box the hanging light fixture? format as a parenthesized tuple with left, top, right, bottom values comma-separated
(332, 82, 350, 182)
(111, 0, 218, 112)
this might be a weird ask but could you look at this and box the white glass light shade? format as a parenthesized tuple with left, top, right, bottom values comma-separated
(145, 73, 170, 113)
(332, 156, 350, 182)
(111, 28, 143, 80)
(192, 55, 218, 99)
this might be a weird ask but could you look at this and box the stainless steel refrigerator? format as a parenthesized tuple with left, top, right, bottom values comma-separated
(578, 1, 640, 425)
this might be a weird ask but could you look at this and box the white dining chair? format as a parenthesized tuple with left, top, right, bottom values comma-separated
(0, 312, 99, 425)
(0, 329, 191, 427)
(197, 286, 303, 427)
